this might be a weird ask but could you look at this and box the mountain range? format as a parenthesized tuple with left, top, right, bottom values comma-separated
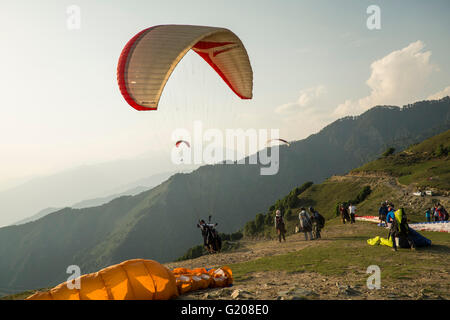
(0, 152, 197, 227)
(0, 97, 448, 296)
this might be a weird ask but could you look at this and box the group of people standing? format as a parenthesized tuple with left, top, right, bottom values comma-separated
(298, 207, 324, 240)
(425, 203, 448, 222)
(378, 202, 416, 251)
(379, 201, 405, 228)
(380, 201, 449, 224)
(378, 201, 391, 226)
(338, 203, 356, 224)
(274, 207, 325, 242)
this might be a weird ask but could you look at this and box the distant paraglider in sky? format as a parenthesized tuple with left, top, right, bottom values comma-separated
(175, 140, 191, 148)
(175, 140, 191, 163)
(267, 138, 290, 147)
(117, 24, 253, 111)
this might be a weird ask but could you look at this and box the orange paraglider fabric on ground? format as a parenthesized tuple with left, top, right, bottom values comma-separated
(26, 259, 232, 300)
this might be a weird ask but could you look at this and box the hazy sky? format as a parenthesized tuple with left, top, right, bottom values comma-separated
(1, 0, 449, 190)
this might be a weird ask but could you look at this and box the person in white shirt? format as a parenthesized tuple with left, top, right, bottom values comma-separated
(348, 203, 356, 224)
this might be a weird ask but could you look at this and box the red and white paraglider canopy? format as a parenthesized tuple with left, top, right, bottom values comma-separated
(267, 139, 291, 147)
(175, 140, 190, 148)
(117, 25, 253, 111)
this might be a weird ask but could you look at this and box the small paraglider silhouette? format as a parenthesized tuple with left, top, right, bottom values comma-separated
(175, 140, 191, 148)
(267, 138, 290, 147)
(175, 140, 191, 162)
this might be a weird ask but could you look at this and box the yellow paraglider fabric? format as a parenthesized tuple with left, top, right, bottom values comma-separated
(366, 209, 401, 248)
(394, 209, 403, 224)
(367, 236, 393, 247)
(380, 236, 393, 247)
(367, 236, 381, 246)
(26, 259, 232, 300)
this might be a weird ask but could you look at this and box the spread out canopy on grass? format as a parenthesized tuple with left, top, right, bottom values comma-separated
(117, 24, 253, 111)
(26, 259, 232, 300)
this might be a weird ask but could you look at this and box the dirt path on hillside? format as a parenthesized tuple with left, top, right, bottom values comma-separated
(332, 174, 449, 214)
(164, 224, 449, 300)
(165, 232, 319, 271)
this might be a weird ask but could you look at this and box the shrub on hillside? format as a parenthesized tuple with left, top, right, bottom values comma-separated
(176, 245, 205, 261)
(382, 147, 395, 157)
(435, 144, 448, 157)
(230, 231, 243, 241)
(244, 221, 257, 237)
(255, 213, 265, 231)
(335, 186, 372, 216)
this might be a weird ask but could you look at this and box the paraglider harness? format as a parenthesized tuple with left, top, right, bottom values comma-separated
(388, 208, 415, 250)
(197, 216, 222, 253)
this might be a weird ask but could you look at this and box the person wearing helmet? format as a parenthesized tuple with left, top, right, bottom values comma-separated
(274, 210, 286, 242)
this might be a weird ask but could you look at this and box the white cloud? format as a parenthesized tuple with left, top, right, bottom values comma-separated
(427, 86, 450, 100)
(334, 41, 437, 116)
(275, 85, 326, 115)
(273, 85, 330, 140)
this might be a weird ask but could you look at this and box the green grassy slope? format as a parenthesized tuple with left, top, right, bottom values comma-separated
(233, 129, 449, 243)
(352, 130, 450, 191)
(230, 221, 450, 298)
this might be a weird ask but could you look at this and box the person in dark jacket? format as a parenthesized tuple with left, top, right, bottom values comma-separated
(274, 210, 286, 242)
(425, 208, 432, 222)
(339, 204, 350, 224)
(379, 202, 388, 225)
(309, 207, 323, 239)
(197, 219, 209, 249)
